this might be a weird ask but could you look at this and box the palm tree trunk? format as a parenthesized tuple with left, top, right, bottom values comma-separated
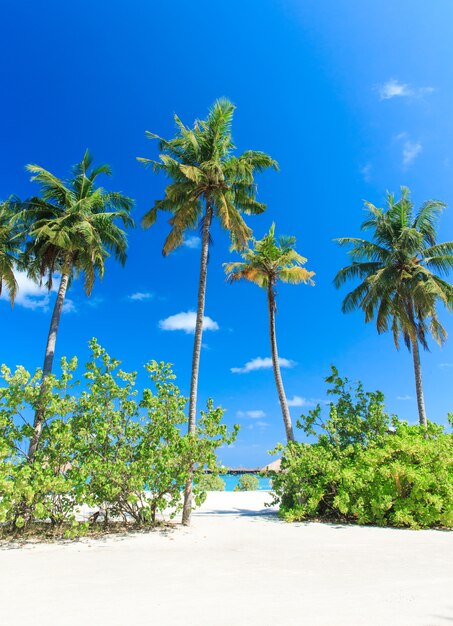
(267, 286, 294, 443)
(410, 336, 428, 428)
(28, 272, 69, 461)
(182, 203, 213, 526)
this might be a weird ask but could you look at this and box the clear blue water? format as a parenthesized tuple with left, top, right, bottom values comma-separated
(221, 473, 272, 491)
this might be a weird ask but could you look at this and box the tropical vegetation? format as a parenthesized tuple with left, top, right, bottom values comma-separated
(197, 474, 226, 491)
(18, 150, 134, 461)
(0, 101, 452, 534)
(234, 474, 260, 491)
(0, 341, 237, 537)
(0, 199, 21, 305)
(271, 368, 453, 529)
(225, 224, 314, 442)
(334, 188, 453, 427)
(138, 98, 277, 524)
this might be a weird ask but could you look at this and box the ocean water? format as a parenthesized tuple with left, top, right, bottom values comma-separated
(221, 473, 272, 491)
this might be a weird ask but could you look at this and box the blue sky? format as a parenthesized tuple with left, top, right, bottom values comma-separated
(1, 0, 452, 466)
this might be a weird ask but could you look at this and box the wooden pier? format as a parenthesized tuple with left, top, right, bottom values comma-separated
(225, 467, 262, 475)
(204, 467, 261, 475)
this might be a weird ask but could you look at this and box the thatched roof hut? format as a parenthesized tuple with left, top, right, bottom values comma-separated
(260, 458, 281, 473)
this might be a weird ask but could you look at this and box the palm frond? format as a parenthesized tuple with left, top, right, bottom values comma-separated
(413, 199, 446, 245)
(138, 99, 277, 252)
(224, 224, 314, 296)
(20, 153, 133, 296)
(335, 187, 452, 352)
(334, 262, 381, 288)
(279, 266, 315, 285)
(162, 226, 184, 256)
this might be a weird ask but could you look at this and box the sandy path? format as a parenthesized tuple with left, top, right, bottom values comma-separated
(1, 492, 452, 626)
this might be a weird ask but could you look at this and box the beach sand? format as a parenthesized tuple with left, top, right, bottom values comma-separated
(1, 491, 452, 626)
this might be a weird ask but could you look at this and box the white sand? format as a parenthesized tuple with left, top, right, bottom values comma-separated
(1, 491, 452, 626)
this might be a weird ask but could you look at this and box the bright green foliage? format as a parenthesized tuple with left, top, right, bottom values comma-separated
(224, 223, 314, 289)
(0, 340, 238, 536)
(0, 358, 81, 534)
(0, 199, 23, 304)
(234, 474, 260, 491)
(138, 98, 278, 253)
(271, 367, 453, 529)
(298, 365, 390, 447)
(224, 224, 314, 443)
(73, 341, 237, 522)
(19, 150, 134, 294)
(334, 187, 453, 351)
(192, 400, 238, 502)
(197, 474, 226, 491)
(71, 342, 185, 524)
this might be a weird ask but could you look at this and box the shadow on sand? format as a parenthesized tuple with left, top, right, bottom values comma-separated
(193, 507, 279, 518)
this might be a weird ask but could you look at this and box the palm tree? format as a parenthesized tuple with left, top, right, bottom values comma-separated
(334, 187, 453, 427)
(224, 224, 315, 442)
(21, 150, 134, 460)
(138, 98, 277, 524)
(0, 199, 22, 304)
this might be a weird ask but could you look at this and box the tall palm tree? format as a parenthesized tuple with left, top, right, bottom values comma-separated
(138, 98, 277, 524)
(21, 150, 134, 460)
(334, 187, 453, 427)
(0, 199, 22, 304)
(224, 224, 315, 442)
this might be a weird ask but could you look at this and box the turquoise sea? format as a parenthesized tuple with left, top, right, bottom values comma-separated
(221, 473, 272, 491)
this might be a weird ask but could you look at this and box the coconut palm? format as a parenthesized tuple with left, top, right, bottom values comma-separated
(334, 187, 453, 427)
(0, 199, 23, 304)
(20, 150, 134, 460)
(138, 98, 277, 524)
(224, 224, 315, 442)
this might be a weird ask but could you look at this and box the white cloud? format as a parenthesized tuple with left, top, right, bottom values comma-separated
(439, 362, 453, 368)
(247, 420, 269, 430)
(287, 395, 315, 408)
(402, 140, 422, 167)
(396, 394, 412, 401)
(360, 163, 372, 182)
(378, 79, 434, 100)
(86, 296, 104, 308)
(0, 270, 55, 310)
(62, 299, 77, 314)
(1, 271, 81, 313)
(183, 236, 201, 250)
(128, 292, 153, 302)
(379, 79, 412, 100)
(237, 410, 266, 419)
(395, 133, 423, 168)
(231, 356, 295, 374)
(158, 311, 219, 334)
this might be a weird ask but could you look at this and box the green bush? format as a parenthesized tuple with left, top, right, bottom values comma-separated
(0, 340, 238, 537)
(0, 358, 82, 534)
(234, 474, 260, 491)
(197, 474, 226, 491)
(271, 367, 453, 529)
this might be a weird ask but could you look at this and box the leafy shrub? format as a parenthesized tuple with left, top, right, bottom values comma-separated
(71, 343, 188, 524)
(0, 358, 82, 534)
(197, 474, 226, 491)
(271, 367, 453, 529)
(234, 474, 260, 491)
(0, 340, 238, 537)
